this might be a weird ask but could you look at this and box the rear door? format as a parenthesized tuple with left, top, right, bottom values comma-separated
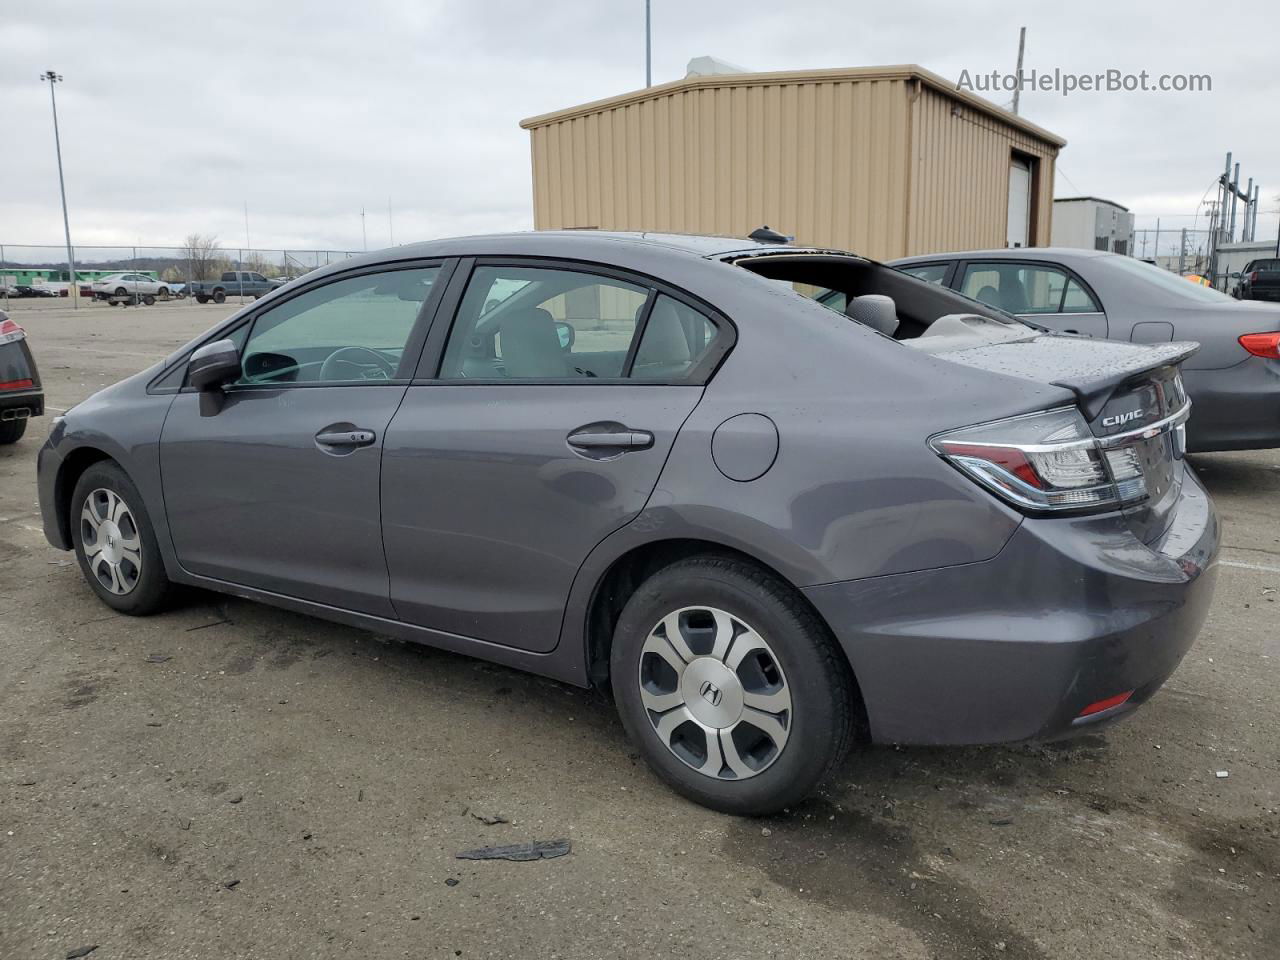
(957, 260, 1108, 338)
(381, 259, 728, 652)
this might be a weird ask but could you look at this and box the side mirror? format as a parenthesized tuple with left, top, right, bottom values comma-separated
(556, 321, 575, 350)
(1229, 272, 1242, 279)
(188, 338, 241, 391)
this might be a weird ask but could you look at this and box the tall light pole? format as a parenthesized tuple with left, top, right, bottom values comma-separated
(644, 0, 652, 87)
(41, 70, 78, 309)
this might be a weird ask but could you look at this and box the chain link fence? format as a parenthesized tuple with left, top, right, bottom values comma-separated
(0, 244, 363, 301)
(1132, 228, 1213, 277)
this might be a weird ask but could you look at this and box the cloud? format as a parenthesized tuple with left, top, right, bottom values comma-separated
(2, 0, 1276, 256)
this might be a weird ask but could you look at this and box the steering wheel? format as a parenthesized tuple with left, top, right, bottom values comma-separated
(319, 346, 397, 381)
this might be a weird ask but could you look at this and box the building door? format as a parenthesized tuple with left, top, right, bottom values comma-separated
(1007, 156, 1032, 248)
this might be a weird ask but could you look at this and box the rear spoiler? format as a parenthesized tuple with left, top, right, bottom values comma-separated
(1049, 340, 1199, 420)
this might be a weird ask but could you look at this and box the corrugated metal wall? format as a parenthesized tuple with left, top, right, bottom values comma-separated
(527, 73, 1058, 260)
(907, 85, 1056, 255)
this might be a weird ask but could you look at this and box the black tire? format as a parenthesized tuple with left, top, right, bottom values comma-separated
(70, 461, 171, 615)
(0, 418, 27, 444)
(610, 556, 855, 815)
(142, 294, 156, 306)
(196, 296, 209, 304)
(114, 287, 127, 297)
(212, 290, 226, 304)
(157, 287, 169, 298)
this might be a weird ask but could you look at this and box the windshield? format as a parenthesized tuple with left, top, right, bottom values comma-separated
(1102, 255, 1237, 304)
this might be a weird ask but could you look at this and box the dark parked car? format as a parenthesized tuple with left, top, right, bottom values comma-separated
(15, 284, 58, 298)
(188, 271, 277, 303)
(37, 232, 1218, 814)
(889, 248, 1280, 452)
(1231, 258, 1280, 302)
(0, 310, 44, 444)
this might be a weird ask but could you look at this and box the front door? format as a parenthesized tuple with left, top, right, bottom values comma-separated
(382, 262, 726, 651)
(160, 263, 444, 616)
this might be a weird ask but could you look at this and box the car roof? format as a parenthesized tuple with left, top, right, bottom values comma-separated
(307, 230, 856, 280)
(889, 247, 1114, 266)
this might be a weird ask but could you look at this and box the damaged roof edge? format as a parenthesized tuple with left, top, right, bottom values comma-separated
(518, 63, 1067, 149)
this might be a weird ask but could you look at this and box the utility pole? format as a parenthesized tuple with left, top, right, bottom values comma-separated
(1243, 177, 1254, 242)
(40, 70, 78, 309)
(1178, 227, 1187, 275)
(1228, 162, 1241, 242)
(644, 0, 652, 87)
(1011, 26, 1027, 114)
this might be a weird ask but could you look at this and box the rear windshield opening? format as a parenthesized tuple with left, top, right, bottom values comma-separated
(733, 254, 1023, 341)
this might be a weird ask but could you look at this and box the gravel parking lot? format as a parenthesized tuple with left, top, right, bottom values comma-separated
(1, 297, 1277, 960)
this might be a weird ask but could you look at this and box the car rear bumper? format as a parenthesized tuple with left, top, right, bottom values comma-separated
(0, 389, 43, 420)
(1243, 288, 1280, 302)
(803, 466, 1219, 746)
(1183, 358, 1280, 452)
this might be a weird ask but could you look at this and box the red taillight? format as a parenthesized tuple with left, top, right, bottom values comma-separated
(0, 378, 34, 391)
(1249, 271, 1259, 284)
(1078, 690, 1134, 718)
(0, 318, 25, 345)
(933, 442, 1043, 488)
(1239, 332, 1280, 360)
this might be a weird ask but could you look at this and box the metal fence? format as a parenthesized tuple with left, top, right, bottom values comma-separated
(0, 243, 363, 285)
(1132, 228, 1214, 277)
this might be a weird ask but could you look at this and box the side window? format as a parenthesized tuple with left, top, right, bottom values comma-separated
(630, 295, 719, 381)
(238, 267, 438, 385)
(1062, 278, 1101, 313)
(440, 266, 649, 380)
(960, 262, 1075, 314)
(900, 263, 949, 285)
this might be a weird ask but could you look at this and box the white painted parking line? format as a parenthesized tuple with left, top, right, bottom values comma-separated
(1220, 559, 1280, 574)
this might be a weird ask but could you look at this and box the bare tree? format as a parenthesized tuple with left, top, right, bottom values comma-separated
(181, 233, 222, 281)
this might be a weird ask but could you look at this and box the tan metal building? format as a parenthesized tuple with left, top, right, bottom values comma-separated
(520, 65, 1065, 260)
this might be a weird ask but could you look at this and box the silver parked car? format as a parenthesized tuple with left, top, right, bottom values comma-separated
(37, 232, 1218, 814)
(90, 272, 172, 301)
(889, 248, 1280, 452)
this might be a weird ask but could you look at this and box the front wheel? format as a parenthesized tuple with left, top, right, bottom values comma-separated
(610, 557, 856, 815)
(70, 461, 172, 615)
(0, 418, 27, 444)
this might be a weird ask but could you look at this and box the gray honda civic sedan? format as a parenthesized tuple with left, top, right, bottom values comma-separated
(37, 231, 1219, 814)
(889, 247, 1280, 453)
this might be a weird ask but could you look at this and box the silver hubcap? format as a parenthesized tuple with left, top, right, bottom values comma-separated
(80, 488, 143, 596)
(638, 606, 792, 780)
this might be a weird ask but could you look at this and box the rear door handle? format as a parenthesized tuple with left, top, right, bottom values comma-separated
(567, 429, 654, 450)
(315, 427, 377, 447)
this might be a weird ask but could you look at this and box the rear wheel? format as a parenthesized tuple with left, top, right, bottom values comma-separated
(142, 294, 156, 306)
(70, 462, 171, 615)
(212, 290, 226, 304)
(196, 296, 209, 304)
(0, 418, 27, 444)
(610, 557, 855, 815)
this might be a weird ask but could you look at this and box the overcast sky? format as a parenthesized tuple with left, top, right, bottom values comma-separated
(3, 0, 1277, 259)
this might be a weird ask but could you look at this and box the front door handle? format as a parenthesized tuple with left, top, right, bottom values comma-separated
(567, 427, 654, 451)
(315, 427, 377, 447)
